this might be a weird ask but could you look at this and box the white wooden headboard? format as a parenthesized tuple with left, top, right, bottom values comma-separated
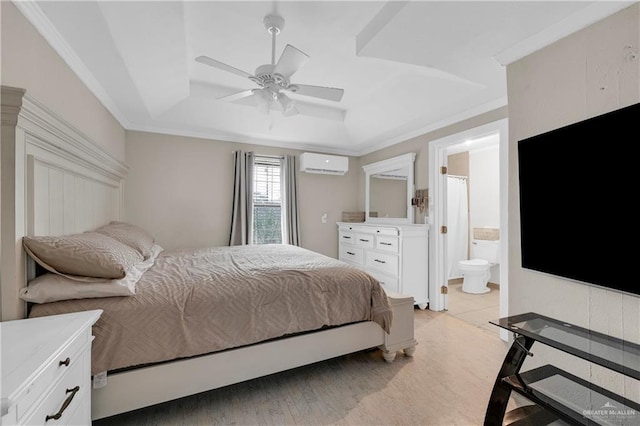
(1, 86, 128, 320)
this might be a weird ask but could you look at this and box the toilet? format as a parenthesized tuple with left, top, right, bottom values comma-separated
(458, 239, 500, 294)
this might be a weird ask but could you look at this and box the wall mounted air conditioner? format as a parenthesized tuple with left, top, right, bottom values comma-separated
(299, 153, 349, 175)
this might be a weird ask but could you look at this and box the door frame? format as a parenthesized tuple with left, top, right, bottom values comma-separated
(428, 118, 509, 340)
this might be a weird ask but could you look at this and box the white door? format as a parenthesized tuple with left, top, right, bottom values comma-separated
(427, 145, 449, 311)
(428, 118, 508, 326)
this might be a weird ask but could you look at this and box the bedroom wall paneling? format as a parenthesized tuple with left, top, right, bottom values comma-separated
(506, 3, 640, 403)
(0, 86, 128, 320)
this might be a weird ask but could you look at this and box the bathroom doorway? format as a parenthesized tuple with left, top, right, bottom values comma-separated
(427, 119, 509, 340)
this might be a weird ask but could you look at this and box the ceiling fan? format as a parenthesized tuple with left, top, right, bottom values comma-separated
(196, 14, 344, 117)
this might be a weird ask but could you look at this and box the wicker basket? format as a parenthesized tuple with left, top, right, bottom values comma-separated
(341, 211, 365, 223)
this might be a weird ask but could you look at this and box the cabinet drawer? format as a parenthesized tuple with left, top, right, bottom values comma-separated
(339, 245, 364, 265)
(371, 227, 398, 236)
(339, 231, 355, 245)
(367, 270, 399, 294)
(366, 252, 399, 276)
(61, 393, 90, 426)
(21, 347, 89, 426)
(376, 235, 398, 253)
(354, 233, 374, 249)
(16, 329, 90, 421)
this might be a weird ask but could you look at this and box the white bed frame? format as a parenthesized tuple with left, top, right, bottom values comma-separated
(1, 86, 418, 420)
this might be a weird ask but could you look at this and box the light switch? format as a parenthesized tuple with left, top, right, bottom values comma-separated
(321, 213, 327, 224)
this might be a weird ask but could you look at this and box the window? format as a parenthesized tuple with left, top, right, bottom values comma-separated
(252, 157, 283, 244)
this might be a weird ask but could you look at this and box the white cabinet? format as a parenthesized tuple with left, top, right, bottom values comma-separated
(337, 222, 429, 309)
(1, 310, 102, 426)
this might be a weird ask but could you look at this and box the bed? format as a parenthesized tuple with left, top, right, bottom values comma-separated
(23, 239, 394, 376)
(1, 86, 417, 420)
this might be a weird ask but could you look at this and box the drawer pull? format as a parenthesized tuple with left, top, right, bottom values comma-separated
(346, 251, 355, 256)
(59, 357, 71, 367)
(342, 236, 351, 239)
(359, 239, 370, 242)
(374, 259, 386, 264)
(380, 242, 392, 246)
(45, 386, 80, 422)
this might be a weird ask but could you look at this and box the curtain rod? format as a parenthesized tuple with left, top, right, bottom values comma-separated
(231, 150, 285, 160)
(256, 154, 285, 159)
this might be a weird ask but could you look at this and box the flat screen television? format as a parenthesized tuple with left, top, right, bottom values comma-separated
(518, 102, 639, 296)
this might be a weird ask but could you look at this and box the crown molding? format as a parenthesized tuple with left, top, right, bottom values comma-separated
(12, 0, 131, 129)
(494, 1, 635, 66)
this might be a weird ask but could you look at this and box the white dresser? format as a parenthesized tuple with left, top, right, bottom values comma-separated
(1, 310, 102, 426)
(337, 222, 429, 308)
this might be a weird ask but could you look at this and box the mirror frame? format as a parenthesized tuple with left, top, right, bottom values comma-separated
(363, 153, 416, 224)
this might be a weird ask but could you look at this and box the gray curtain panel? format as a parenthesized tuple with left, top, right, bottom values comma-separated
(283, 155, 301, 246)
(229, 151, 254, 245)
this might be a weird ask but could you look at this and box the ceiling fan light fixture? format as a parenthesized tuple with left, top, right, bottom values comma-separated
(278, 93, 295, 112)
(253, 88, 273, 114)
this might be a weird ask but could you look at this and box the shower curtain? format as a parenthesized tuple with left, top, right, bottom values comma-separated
(447, 176, 469, 279)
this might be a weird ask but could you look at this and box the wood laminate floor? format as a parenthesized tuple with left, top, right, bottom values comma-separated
(446, 282, 500, 336)
(93, 309, 520, 426)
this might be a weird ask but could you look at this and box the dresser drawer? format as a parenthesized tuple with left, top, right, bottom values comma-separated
(339, 231, 355, 244)
(16, 329, 90, 422)
(371, 227, 398, 236)
(60, 393, 90, 426)
(354, 233, 374, 249)
(339, 245, 364, 265)
(376, 235, 399, 253)
(21, 346, 89, 426)
(367, 270, 399, 294)
(366, 252, 399, 276)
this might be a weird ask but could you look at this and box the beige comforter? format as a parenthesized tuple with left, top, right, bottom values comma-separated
(28, 244, 392, 374)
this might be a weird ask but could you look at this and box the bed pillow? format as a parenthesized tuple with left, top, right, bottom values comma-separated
(95, 221, 156, 260)
(19, 273, 136, 303)
(23, 232, 143, 280)
(19, 247, 159, 303)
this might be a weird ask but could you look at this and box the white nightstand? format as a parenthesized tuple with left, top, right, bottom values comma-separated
(1, 310, 102, 425)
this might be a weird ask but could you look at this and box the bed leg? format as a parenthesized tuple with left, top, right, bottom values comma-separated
(404, 345, 416, 357)
(382, 350, 397, 363)
(380, 291, 417, 361)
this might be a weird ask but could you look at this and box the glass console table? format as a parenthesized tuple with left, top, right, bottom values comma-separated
(484, 312, 640, 426)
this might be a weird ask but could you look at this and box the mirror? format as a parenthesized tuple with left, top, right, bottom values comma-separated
(363, 153, 415, 223)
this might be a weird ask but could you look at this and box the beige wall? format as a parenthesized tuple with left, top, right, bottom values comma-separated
(357, 107, 507, 222)
(447, 152, 469, 177)
(507, 3, 639, 400)
(124, 131, 359, 258)
(0, 2, 125, 161)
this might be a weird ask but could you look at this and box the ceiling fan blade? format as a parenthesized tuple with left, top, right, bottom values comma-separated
(195, 56, 254, 80)
(217, 89, 255, 102)
(286, 84, 344, 102)
(273, 45, 309, 79)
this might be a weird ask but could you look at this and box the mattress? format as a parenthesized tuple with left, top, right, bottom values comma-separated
(28, 244, 392, 375)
